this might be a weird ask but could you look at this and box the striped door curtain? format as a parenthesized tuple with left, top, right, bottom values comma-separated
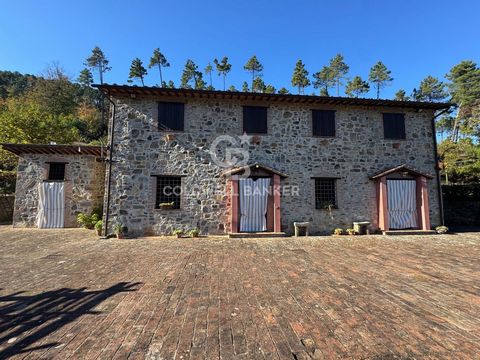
(387, 180, 418, 229)
(37, 182, 65, 228)
(239, 178, 271, 232)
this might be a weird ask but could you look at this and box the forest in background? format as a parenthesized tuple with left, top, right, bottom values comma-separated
(0, 47, 479, 191)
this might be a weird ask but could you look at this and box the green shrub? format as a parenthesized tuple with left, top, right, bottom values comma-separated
(77, 213, 94, 229)
(172, 229, 184, 236)
(77, 211, 102, 229)
(188, 228, 200, 237)
(333, 228, 343, 235)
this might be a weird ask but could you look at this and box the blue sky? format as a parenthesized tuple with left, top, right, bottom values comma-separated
(0, 0, 479, 98)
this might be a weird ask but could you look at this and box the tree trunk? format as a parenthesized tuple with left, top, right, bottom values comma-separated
(376, 84, 380, 99)
(141, 77, 144, 86)
(158, 64, 163, 85)
(99, 65, 103, 84)
(451, 103, 462, 143)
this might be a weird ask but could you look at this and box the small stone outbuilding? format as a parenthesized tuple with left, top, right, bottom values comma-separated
(2, 143, 105, 228)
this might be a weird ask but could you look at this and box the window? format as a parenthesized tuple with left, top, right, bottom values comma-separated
(158, 102, 184, 131)
(243, 106, 267, 134)
(314, 178, 337, 209)
(155, 176, 182, 209)
(312, 110, 335, 137)
(48, 163, 66, 181)
(383, 113, 406, 139)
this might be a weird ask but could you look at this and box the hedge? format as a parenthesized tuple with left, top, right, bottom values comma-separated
(442, 184, 480, 201)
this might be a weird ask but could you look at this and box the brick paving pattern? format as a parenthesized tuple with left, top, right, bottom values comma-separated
(0, 226, 479, 359)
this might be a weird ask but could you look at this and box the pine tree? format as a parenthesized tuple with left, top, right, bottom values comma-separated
(77, 68, 93, 87)
(264, 84, 276, 94)
(148, 48, 170, 86)
(227, 85, 237, 91)
(252, 76, 266, 93)
(195, 73, 206, 90)
(128, 58, 147, 86)
(446, 60, 480, 106)
(85, 46, 111, 84)
(345, 76, 369, 98)
(411, 88, 421, 101)
(242, 81, 249, 92)
(278, 87, 289, 94)
(180, 60, 206, 90)
(291, 60, 310, 94)
(394, 89, 409, 101)
(213, 57, 232, 91)
(319, 88, 329, 96)
(416, 76, 448, 102)
(369, 61, 393, 99)
(204, 63, 214, 89)
(313, 66, 335, 96)
(445, 60, 480, 140)
(244, 56, 264, 91)
(329, 54, 349, 96)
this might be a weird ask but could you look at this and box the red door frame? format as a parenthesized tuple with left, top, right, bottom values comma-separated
(229, 174, 281, 233)
(377, 175, 430, 231)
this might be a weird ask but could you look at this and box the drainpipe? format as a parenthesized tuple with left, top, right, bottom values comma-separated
(101, 94, 116, 238)
(431, 107, 451, 226)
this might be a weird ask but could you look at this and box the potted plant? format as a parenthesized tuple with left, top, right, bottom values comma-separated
(188, 228, 200, 238)
(114, 223, 126, 239)
(346, 228, 356, 235)
(435, 225, 448, 234)
(159, 202, 175, 210)
(172, 229, 184, 238)
(333, 228, 343, 236)
(95, 220, 103, 236)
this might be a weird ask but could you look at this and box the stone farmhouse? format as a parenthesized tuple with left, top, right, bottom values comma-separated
(2, 85, 452, 236)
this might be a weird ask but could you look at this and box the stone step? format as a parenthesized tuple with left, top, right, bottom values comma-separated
(228, 232, 286, 238)
(383, 230, 436, 235)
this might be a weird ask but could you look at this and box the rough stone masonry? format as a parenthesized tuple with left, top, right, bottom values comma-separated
(13, 153, 104, 227)
(105, 95, 440, 236)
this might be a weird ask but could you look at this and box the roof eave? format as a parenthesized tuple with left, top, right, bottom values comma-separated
(0, 143, 103, 157)
(93, 84, 454, 111)
(370, 164, 434, 180)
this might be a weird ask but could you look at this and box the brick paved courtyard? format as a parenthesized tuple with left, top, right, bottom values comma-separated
(0, 226, 479, 359)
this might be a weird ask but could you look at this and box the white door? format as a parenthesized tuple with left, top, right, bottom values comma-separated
(239, 178, 270, 232)
(387, 180, 418, 229)
(37, 182, 65, 228)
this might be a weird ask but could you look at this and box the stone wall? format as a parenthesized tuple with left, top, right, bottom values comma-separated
(13, 154, 105, 227)
(105, 96, 441, 236)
